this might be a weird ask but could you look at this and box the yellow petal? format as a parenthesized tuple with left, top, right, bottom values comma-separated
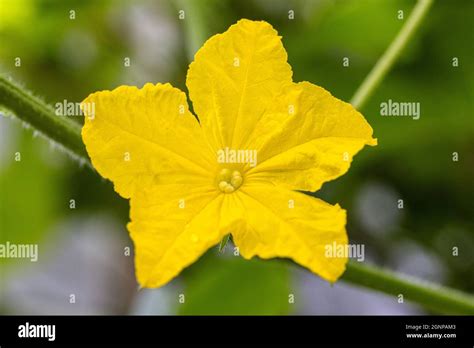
(81, 83, 214, 199)
(233, 184, 348, 282)
(246, 82, 377, 191)
(129, 185, 240, 288)
(186, 19, 292, 151)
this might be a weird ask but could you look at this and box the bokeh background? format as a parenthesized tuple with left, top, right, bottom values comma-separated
(0, 0, 473, 315)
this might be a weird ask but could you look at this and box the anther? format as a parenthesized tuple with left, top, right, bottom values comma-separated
(217, 168, 243, 193)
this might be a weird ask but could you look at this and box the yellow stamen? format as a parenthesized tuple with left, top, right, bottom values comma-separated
(217, 168, 243, 193)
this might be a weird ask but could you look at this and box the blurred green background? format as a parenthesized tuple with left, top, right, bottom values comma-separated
(0, 0, 473, 315)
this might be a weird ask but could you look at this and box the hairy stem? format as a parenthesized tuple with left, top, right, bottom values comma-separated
(343, 261, 474, 314)
(0, 75, 90, 165)
(350, 0, 434, 109)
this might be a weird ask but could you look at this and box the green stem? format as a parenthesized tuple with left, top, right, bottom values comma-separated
(218, 234, 231, 253)
(343, 261, 474, 314)
(0, 75, 90, 166)
(350, 0, 433, 109)
(175, 0, 211, 60)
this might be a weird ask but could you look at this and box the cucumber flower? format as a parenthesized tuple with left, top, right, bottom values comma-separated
(81, 19, 376, 288)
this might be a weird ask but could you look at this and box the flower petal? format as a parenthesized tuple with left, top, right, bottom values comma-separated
(81, 83, 214, 199)
(129, 185, 217, 288)
(186, 19, 292, 150)
(233, 184, 348, 282)
(246, 82, 377, 192)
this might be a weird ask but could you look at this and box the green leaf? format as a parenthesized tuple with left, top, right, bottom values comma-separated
(179, 251, 291, 315)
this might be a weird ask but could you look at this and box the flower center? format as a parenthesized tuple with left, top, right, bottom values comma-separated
(217, 168, 243, 193)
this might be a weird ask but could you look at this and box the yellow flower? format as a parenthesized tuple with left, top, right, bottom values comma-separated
(81, 19, 376, 288)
